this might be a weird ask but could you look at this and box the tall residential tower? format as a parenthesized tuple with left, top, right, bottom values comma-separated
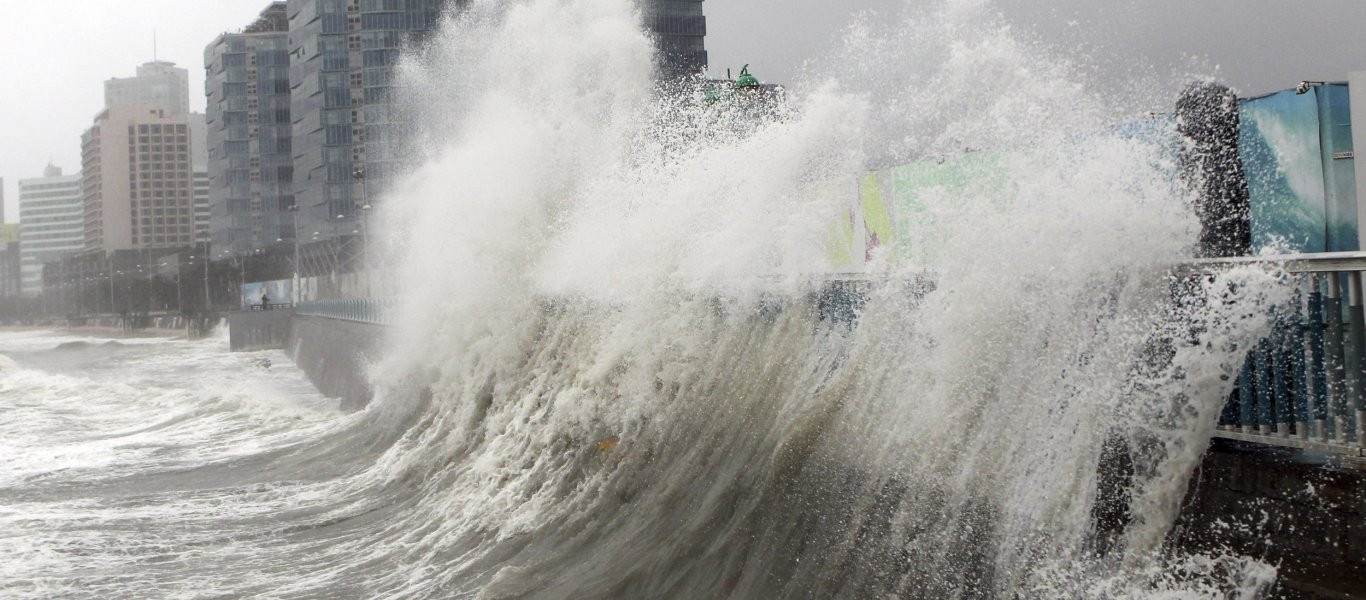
(105, 60, 191, 117)
(286, 0, 450, 243)
(82, 62, 205, 253)
(18, 165, 84, 296)
(205, 2, 294, 256)
(644, 0, 707, 78)
(280, 0, 706, 245)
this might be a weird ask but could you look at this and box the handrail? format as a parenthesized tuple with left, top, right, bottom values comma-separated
(287, 254, 1366, 454)
(1190, 254, 1366, 455)
(1188, 251, 1366, 274)
(248, 303, 294, 312)
(295, 298, 396, 325)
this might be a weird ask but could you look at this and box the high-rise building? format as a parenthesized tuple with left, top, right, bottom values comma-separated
(82, 58, 203, 254)
(0, 225, 19, 298)
(18, 165, 84, 296)
(194, 170, 211, 244)
(205, 2, 294, 257)
(82, 105, 199, 252)
(190, 112, 212, 244)
(286, 0, 449, 243)
(643, 0, 707, 78)
(105, 61, 191, 117)
(280, 0, 705, 244)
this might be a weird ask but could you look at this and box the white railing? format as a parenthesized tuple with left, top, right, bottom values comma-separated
(295, 298, 396, 325)
(1195, 252, 1366, 454)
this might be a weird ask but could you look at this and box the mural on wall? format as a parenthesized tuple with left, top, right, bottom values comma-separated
(884, 151, 1010, 269)
(241, 279, 293, 309)
(1239, 85, 1358, 253)
(859, 173, 895, 265)
(820, 83, 1356, 273)
(823, 149, 1016, 272)
(1316, 84, 1359, 252)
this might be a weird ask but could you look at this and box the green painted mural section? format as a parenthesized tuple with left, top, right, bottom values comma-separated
(825, 83, 1358, 272)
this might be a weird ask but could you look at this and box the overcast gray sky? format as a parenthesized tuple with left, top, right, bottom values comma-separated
(4, 0, 1366, 222)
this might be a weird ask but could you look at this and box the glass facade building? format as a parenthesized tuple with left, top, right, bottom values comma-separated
(284, 0, 705, 243)
(287, 0, 449, 243)
(642, 0, 707, 77)
(205, 2, 294, 257)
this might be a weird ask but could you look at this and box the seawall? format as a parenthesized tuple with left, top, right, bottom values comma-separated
(286, 315, 386, 411)
(228, 309, 1366, 596)
(228, 311, 386, 411)
(1174, 439, 1366, 599)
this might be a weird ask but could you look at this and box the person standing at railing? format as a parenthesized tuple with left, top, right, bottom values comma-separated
(261, 292, 270, 311)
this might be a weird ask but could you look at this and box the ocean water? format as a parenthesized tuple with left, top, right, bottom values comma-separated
(1, 0, 1295, 597)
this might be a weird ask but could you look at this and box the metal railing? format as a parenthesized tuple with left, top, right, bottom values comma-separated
(248, 303, 294, 312)
(285, 255, 1366, 454)
(1198, 251, 1366, 454)
(295, 298, 396, 325)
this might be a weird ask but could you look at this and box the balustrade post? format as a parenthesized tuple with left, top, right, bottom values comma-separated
(1351, 271, 1366, 445)
(1238, 353, 1255, 432)
(1325, 273, 1348, 441)
(1255, 337, 1273, 435)
(1308, 273, 1329, 441)
(1292, 279, 1310, 439)
(1271, 314, 1292, 436)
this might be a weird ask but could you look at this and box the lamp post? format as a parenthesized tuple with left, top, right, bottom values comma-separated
(112, 270, 122, 315)
(190, 250, 210, 314)
(289, 204, 301, 304)
(78, 258, 85, 316)
(162, 258, 182, 314)
(352, 168, 368, 281)
(359, 203, 372, 296)
(107, 258, 116, 314)
(352, 166, 367, 211)
(226, 250, 244, 310)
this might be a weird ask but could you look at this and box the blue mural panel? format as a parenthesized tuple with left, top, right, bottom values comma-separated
(241, 279, 293, 309)
(1239, 85, 1357, 253)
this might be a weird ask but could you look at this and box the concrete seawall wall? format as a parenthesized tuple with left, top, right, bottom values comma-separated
(232, 312, 1366, 596)
(1174, 440, 1366, 598)
(228, 310, 296, 351)
(285, 315, 386, 411)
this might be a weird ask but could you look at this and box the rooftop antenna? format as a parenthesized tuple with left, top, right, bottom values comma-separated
(153, 30, 158, 62)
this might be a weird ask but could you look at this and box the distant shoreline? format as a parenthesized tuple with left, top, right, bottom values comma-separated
(0, 326, 189, 339)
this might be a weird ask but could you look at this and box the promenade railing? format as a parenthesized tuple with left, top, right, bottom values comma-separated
(295, 298, 396, 326)
(288, 258, 1366, 454)
(1195, 251, 1366, 454)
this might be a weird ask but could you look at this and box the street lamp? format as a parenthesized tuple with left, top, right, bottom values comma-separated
(352, 166, 368, 243)
(288, 204, 301, 304)
(190, 251, 210, 314)
(352, 167, 367, 202)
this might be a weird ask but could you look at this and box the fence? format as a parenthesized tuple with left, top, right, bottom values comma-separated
(295, 298, 396, 326)
(1200, 252, 1366, 455)
(248, 303, 294, 312)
